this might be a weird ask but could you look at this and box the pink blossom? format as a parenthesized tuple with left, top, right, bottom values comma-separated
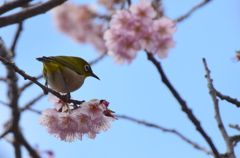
(57, 113, 77, 132)
(152, 16, 177, 38)
(39, 98, 116, 142)
(101, 100, 110, 107)
(139, 30, 158, 51)
(52, 3, 106, 54)
(81, 99, 105, 120)
(153, 37, 176, 59)
(72, 109, 93, 133)
(127, 18, 151, 39)
(39, 108, 58, 133)
(110, 9, 133, 29)
(108, 35, 141, 64)
(51, 2, 77, 33)
(129, 0, 156, 20)
(87, 117, 115, 139)
(98, 0, 123, 10)
(104, 29, 123, 50)
(48, 94, 67, 111)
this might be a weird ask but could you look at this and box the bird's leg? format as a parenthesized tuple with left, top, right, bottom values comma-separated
(63, 78, 71, 101)
(43, 76, 49, 95)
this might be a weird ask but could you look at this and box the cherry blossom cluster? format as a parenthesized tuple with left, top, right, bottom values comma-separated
(104, 0, 177, 64)
(52, 2, 106, 54)
(39, 94, 117, 142)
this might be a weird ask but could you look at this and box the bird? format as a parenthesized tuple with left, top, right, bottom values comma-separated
(36, 56, 99, 98)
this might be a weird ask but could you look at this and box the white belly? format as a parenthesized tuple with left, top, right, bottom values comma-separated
(45, 67, 85, 93)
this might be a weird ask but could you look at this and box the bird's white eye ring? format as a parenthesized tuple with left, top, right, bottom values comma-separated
(84, 65, 90, 71)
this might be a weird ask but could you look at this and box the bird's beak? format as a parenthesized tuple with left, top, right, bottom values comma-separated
(91, 73, 100, 80)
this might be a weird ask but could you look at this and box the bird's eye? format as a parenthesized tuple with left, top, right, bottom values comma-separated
(84, 65, 90, 71)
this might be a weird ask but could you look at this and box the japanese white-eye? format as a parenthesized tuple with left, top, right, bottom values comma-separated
(36, 56, 99, 96)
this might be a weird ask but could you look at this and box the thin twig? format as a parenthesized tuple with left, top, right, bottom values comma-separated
(216, 91, 240, 108)
(0, 100, 8, 106)
(20, 93, 45, 112)
(0, 56, 84, 105)
(27, 108, 42, 114)
(126, 0, 131, 6)
(203, 58, 235, 158)
(0, 77, 7, 82)
(174, 0, 211, 23)
(10, 22, 23, 57)
(146, 52, 220, 157)
(0, 0, 33, 15)
(230, 135, 240, 147)
(0, 0, 67, 28)
(115, 114, 214, 156)
(89, 52, 107, 65)
(0, 127, 11, 138)
(229, 124, 240, 131)
(19, 74, 43, 93)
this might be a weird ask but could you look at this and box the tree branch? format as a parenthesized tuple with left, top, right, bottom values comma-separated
(203, 58, 235, 158)
(0, 100, 8, 106)
(126, 0, 131, 6)
(146, 52, 220, 157)
(20, 93, 45, 112)
(229, 124, 240, 131)
(0, 0, 33, 15)
(27, 108, 41, 114)
(115, 114, 214, 156)
(89, 52, 107, 66)
(174, 0, 211, 23)
(230, 135, 240, 146)
(15, 131, 40, 158)
(19, 74, 43, 93)
(13, 138, 21, 158)
(0, 0, 67, 28)
(0, 77, 7, 82)
(216, 91, 240, 108)
(0, 28, 22, 158)
(10, 21, 23, 57)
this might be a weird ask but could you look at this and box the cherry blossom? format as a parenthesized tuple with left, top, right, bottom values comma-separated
(52, 3, 107, 54)
(152, 16, 177, 38)
(153, 37, 176, 59)
(98, 0, 124, 10)
(129, 0, 157, 20)
(104, 0, 177, 64)
(39, 95, 116, 142)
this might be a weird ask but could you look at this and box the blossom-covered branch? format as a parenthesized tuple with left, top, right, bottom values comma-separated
(146, 52, 220, 157)
(115, 114, 214, 156)
(0, 0, 67, 28)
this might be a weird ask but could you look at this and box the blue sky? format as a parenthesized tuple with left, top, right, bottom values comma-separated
(0, 0, 240, 158)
